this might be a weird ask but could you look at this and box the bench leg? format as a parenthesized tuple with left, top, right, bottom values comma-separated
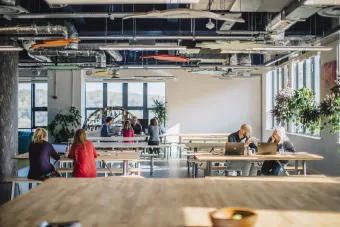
(137, 162, 141, 176)
(150, 157, 154, 176)
(302, 160, 307, 176)
(187, 156, 190, 174)
(295, 160, 299, 175)
(11, 182, 15, 200)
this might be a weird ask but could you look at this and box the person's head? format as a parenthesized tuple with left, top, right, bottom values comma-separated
(272, 126, 287, 143)
(239, 124, 252, 138)
(105, 117, 113, 125)
(132, 116, 138, 125)
(123, 120, 131, 130)
(73, 129, 87, 145)
(151, 118, 158, 126)
(33, 128, 48, 143)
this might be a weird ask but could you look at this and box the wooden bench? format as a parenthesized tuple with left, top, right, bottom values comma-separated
(4, 177, 42, 200)
(57, 168, 139, 177)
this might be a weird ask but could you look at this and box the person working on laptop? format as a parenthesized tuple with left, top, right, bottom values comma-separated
(100, 117, 114, 137)
(261, 126, 295, 176)
(227, 124, 258, 176)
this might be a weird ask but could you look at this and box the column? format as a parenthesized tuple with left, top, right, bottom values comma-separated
(0, 51, 19, 204)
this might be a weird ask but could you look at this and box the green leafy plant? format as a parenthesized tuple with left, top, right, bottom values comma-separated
(151, 99, 168, 126)
(320, 86, 340, 133)
(271, 87, 294, 125)
(46, 106, 81, 143)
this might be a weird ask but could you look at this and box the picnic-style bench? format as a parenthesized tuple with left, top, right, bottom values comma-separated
(57, 168, 140, 177)
(4, 177, 42, 200)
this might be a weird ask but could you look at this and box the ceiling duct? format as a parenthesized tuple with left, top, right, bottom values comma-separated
(28, 52, 52, 63)
(266, 12, 298, 42)
(230, 54, 238, 65)
(238, 54, 251, 66)
(106, 50, 123, 62)
(65, 22, 79, 50)
(0, 24, 68, 37)
(44, 0, 199, 4)
(303, 0, 340, 6)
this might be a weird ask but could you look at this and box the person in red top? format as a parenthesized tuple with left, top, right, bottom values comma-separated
(122, 120, 134, 143)
(68, 129, 98, 178)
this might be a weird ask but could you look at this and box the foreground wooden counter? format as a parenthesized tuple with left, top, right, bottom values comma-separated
(1, 177, 340, 227)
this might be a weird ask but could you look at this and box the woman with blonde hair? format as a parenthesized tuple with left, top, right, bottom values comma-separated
(68, 129, 98, 178)
(261, 126, 296, 175)
(28, 128, 60, 180)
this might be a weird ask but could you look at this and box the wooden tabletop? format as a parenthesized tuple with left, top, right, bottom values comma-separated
(160, 133, 230, 137)
(92, 142, 170, 149)
(182, 143, 226, 148)
(182, 138, 227, 141)
(13, 153, 141, 162)
(1, 177, 340, 227)
(68, 136, 148, 142)
(195, 153, 324, 161)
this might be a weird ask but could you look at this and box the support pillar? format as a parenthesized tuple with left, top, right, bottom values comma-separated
(0, 51, 19, 205)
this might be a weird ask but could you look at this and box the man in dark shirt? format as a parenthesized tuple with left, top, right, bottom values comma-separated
(227, 124, 258, 176)
(101, 117, 114, 137)
(131, 116, 143, 135)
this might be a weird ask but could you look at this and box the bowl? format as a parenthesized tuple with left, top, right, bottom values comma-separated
(209, 207, 258, 227)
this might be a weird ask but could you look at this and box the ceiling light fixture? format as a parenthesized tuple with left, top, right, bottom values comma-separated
(251, 46, 332, 51)
(0, 46, 23, 51)
(206, 19, 215, 30)
(99, 45, 187, 51)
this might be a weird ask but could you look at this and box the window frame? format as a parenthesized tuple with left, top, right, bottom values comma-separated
(18, 83, 48, 131)
(84, 82, 166, 123)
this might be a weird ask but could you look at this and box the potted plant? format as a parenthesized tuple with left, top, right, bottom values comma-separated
(46, 106, 82, 143)
(151, 99, 168, 127)
(271, 87, 294, 126)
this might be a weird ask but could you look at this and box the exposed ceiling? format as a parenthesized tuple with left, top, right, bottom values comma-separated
(0, 0, 337, 79)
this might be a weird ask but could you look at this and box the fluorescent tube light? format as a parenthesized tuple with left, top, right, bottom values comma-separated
(99, 45, 187, 51)
(0, 46, 23, 51)
(45, 0, 199, 4)
(251, 46, 332, 51)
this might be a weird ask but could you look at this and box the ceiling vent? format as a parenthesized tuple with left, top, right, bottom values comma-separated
(318, 6, 340, 18)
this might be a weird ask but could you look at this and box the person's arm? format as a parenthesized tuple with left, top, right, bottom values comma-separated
(248, 141, 258, 153)
(267, 136, 274, 143)
(139, 124, 143, 134)
(228, 134, 237, 142)
(49, 143, 60, 161)
(131, 130, 135, 137)
(68, 145, 75, 160)
(283, 141, 296, 153)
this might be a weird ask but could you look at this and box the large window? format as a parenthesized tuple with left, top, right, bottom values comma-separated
(266, 55, 321, 136)
(85, 82, 166, 122)
(18, 83, 48, 130)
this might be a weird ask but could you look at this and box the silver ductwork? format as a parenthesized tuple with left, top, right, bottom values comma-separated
(27, 52, 52, 63)
(0, 0, 15, 5)
(303, 0, 340, 6)
(106, 50, 123, 62)
(31, 50, 106, 68)
(0, 24, 68, 37)
(66, 22, 79, 49)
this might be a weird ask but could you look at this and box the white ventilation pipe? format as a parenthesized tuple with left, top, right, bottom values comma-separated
(106, 50, 123, 62)
(44, 0, 199, 4)
(304, 0, 340, 6)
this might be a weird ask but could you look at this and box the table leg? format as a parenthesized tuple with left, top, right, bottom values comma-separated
(150, 156, 154, 176)
(170, 145, 172, 158)
(179, 136, 182, 158)
(295, 160, 299, 175)
(137, 162, 141, 176)
(166, 147, 169, 161)
(122, 160, 128, 176)
(11, 181, 15, 200)
(187, 156, 190, 174)
(204, 161, 212, 177)
(302, 160, 307, 176)
(191, 160, 195, 178)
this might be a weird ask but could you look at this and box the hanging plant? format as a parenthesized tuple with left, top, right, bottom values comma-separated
(320, 79, 340, 133)
(289, 88, 316, 126)
(300, 105, 322, 133)
(271, 87, 294, 125)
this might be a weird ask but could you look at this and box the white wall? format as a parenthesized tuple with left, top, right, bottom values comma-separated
(47, 70, 84, 126)
(261, 41, 340, 176)
(165, 70, 262, 137)
(48, 69, 262, 139)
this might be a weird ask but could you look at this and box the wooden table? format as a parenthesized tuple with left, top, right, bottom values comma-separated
(1, 177, 340, 227)
(194, 153, 324, 177)
(13, 153, 141, 176)
(68, 136, 148, 143)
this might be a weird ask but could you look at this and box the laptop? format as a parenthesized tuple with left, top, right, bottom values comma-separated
(224, 143, 245, 156)
(257, 143, 277, 155)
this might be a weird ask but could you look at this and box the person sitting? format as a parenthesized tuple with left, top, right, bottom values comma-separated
(131, 116, 143, 135)
(148, 118, 163, 154)
(27, 128, 60, 181)
(261, 126, 295, 176)
(68, 129, 98, 178)
(122, 120, 135, 143)
(100, 117, 114, 137)
(227, 124, 258, 176)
